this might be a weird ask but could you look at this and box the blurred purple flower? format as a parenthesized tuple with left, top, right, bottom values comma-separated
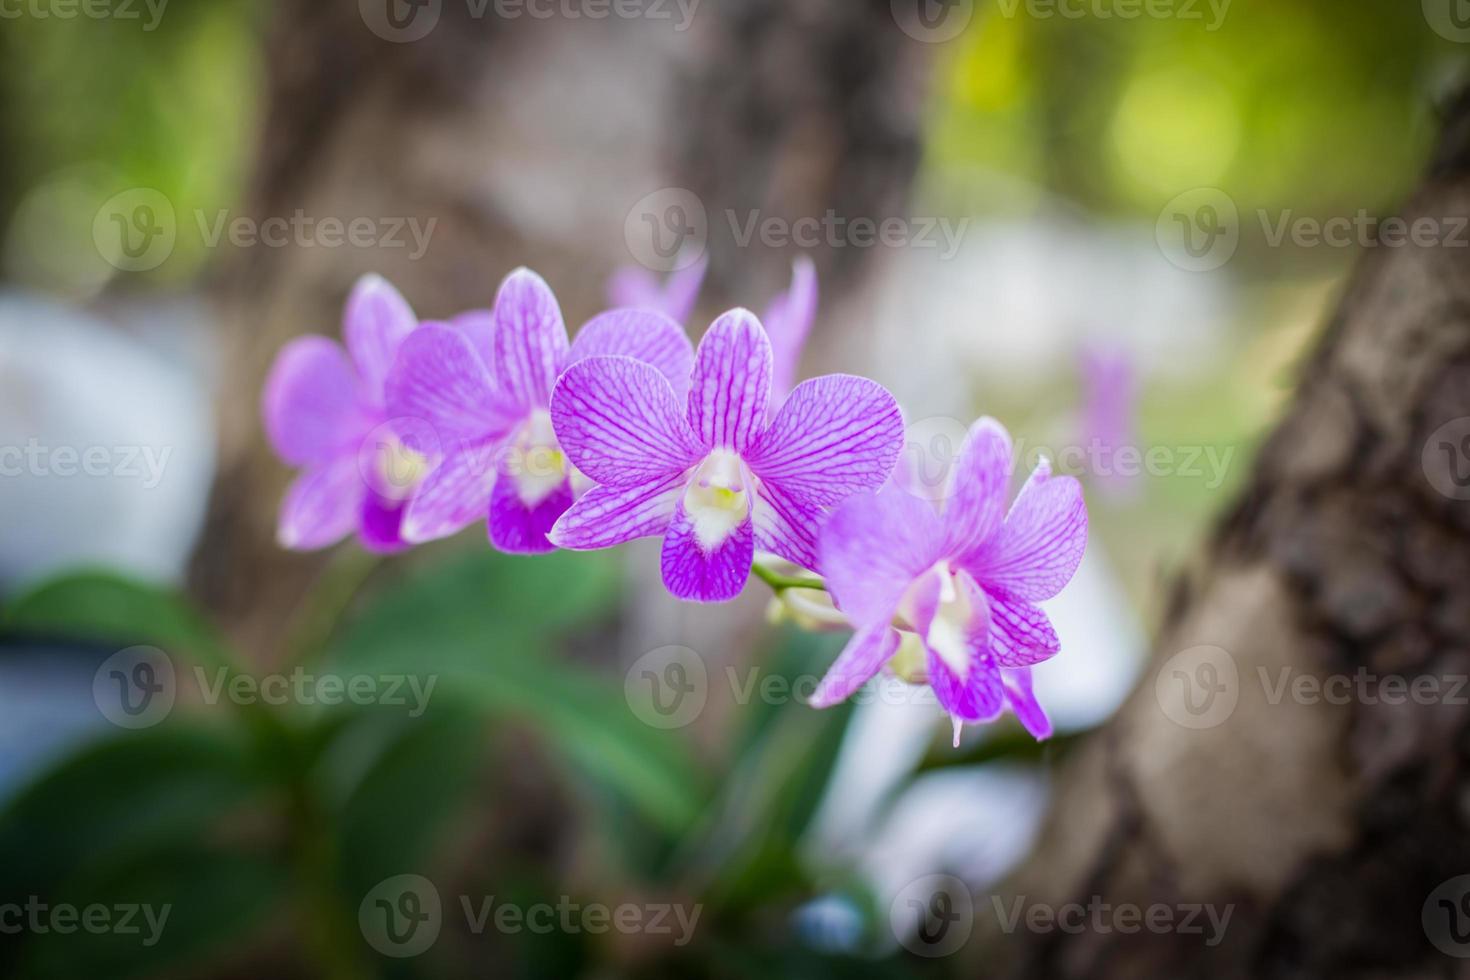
(605, 256, 708, 325)
(385, 268, 694, 554)
(811, 419, 1087, 744)
(550, 309, 904, 602)
(262, 274, 423, 553)
(763, 255, 818, 409)
(1079, 346, 1140, 499)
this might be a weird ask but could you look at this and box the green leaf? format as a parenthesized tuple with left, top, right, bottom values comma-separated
(14, 846, 289, 980)
(326, 706, 489, 898)
(1, 569, 235, 673)
(326, 548, 706, 838)
(0, 725, 269, 902)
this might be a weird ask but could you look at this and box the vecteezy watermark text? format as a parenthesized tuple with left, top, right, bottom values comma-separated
(358, 875, 701, 958)
(93, 189, 439, 272)
(0, 898, 170, 947)
(360, 0, 701, 43)
(0, 440, 171, 488)
(990, 895, 1233, 946)
(994, 0, 1230, 30)
(0, 0, 167, 30)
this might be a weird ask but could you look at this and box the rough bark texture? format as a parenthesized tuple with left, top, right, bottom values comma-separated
(978, 89, 1470, 979)
(188, 0, 928, 654)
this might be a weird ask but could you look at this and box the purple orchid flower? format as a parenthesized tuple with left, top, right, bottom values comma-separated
(763, 256, 818, 410)
(548, 308, 905, 603)
(1079, 345, 1140, 499)
(384, 268, 694, 554)
(263, 274, 424, 553)
(605, 255, 708, 325)
(810, 418, 1087, 744)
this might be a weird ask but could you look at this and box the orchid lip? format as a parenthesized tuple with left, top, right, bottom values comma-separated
(894, 561, 975, 681)
(684, 449, 753, 551)
(506, 409, 568, 506)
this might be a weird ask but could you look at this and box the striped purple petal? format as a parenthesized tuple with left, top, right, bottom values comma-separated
(550, 473, 686, 551)
(568, 309, 695, 400)
(401, 438, 501, 543)
(277, 455, 363, 550)
(489, 473, 573, 555)
(745, 374, 903, 509)
(687, 309, 772, 453)
(938, 417, 1013, 558)
(810, 623, 900, 709)
(343, 274, 417, 406)
(764, 255, 818, 406)
(492, 268, 570, 412)
(818, 490, 942, 630)
(986, 587, 1061, 668)
(1003, 668, 1052, 740)
(263, 336, 362, 467)
(752, 481, 824, 572)
(963, 458, 1087, 601)
(551, 355, 704, 488)
(660, 499, 754, 603)
(386, 324, 519, 440)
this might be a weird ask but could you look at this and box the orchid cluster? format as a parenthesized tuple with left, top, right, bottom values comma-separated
(262, 260, 1087, 744)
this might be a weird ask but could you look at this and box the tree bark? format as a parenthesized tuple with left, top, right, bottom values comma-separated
(981, 88, 1470, 979)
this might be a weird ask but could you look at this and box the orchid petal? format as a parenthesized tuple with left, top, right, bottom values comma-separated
(660, 500, 754, 602)
(810, 624, 901, 709)
(386, 324, 518, 440)
(263, 336, 361, 467)
(939, 417, 1013, 557)
(549, 473, 685, 551)
(687, 309, 772, 453)
(752, 481, 824, 573)
(277, 456, 362, 550)
(819, 490, 943, 630)
(551, 355, 704, 488)
(986, 588, 1061, 668)
(1003, 668, 1053, 740)
(568, 308, 695, 400)
(359, 491, 410, 553)
(489, 473, 573, 554)
(401, 440, 500, 543)
(964, 459, 1087, 601)
(492, 268, 570, 411)
(746, 374, 903, 508)
(343, 274, 417, 405)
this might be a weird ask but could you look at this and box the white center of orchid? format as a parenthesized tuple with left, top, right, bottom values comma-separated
(507, 409, 568, 507)
(377, 439, 429, 502)
(894, 561, 974, 680)
(684, 450, 751, 550)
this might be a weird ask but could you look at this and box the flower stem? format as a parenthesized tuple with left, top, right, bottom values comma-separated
(751, 562, 827, 593)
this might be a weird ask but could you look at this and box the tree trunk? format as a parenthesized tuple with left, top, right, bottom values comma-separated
(981, 88, 1470, 979)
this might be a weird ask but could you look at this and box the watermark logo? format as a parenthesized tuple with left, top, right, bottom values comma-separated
(93, 646, 176, 729)
(1156, 188, 1238, 272)
(891, 0, 974, 42)
(1155, 645, 1238, 729)
(0, 897, 170, 947)
(93, 188, 176, 273)
(1425, 875, 1470, 957)
(1423, 417, 1470, 501)
(624, 188, 708, 274)
(360, 875, 443, 958)
(0, 0, 169, 30)
(1424, 0, 1470, 43)
(990, 895, 1232, 945)
(625, 645, 707, 730)
(891, 874, 974, 957)
(360, 0, 441, 41)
